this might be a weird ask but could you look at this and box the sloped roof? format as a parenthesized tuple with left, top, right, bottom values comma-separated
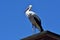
(21, 31, 60, 40)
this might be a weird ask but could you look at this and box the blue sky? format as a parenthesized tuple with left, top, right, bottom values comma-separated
(0, 0, 60, 40)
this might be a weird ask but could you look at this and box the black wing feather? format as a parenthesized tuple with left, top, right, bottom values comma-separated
(33, 16, 41, 26)
(33, 15, 44, 32)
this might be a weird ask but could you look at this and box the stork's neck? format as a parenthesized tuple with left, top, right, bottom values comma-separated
(25, 9, 30, 16)
(25, 10, 35, 17)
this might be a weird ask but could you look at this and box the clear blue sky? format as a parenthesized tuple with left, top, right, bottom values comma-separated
(0, 0, 60, 40)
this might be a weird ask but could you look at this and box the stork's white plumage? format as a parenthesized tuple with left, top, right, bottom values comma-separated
(25, 5, 35, 16)
(25, 5, 44, 32)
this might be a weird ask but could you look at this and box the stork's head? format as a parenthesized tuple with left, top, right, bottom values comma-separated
(29, 5, 32, 10)
(25, 5, 32, 13)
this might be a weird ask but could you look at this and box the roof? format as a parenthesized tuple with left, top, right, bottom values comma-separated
(21, 31, 60, 40)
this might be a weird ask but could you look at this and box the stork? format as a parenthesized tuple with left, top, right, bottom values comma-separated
(25, 5, 44, 32)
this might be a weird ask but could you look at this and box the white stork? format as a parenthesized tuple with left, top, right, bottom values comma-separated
(25, 5, 44, 32)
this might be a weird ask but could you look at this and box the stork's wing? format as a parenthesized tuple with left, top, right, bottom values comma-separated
(33, 14, 41, 26)
(33, 14, 44, 32)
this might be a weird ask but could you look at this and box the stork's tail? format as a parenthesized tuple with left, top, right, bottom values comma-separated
(36, 23, 44, 32)
(39, 25, 44, 32)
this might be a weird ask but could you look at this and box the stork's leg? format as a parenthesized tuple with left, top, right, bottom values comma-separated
(32, 24, 36, 34)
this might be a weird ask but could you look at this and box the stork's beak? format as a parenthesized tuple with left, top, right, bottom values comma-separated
(24, 7, 29, 13)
